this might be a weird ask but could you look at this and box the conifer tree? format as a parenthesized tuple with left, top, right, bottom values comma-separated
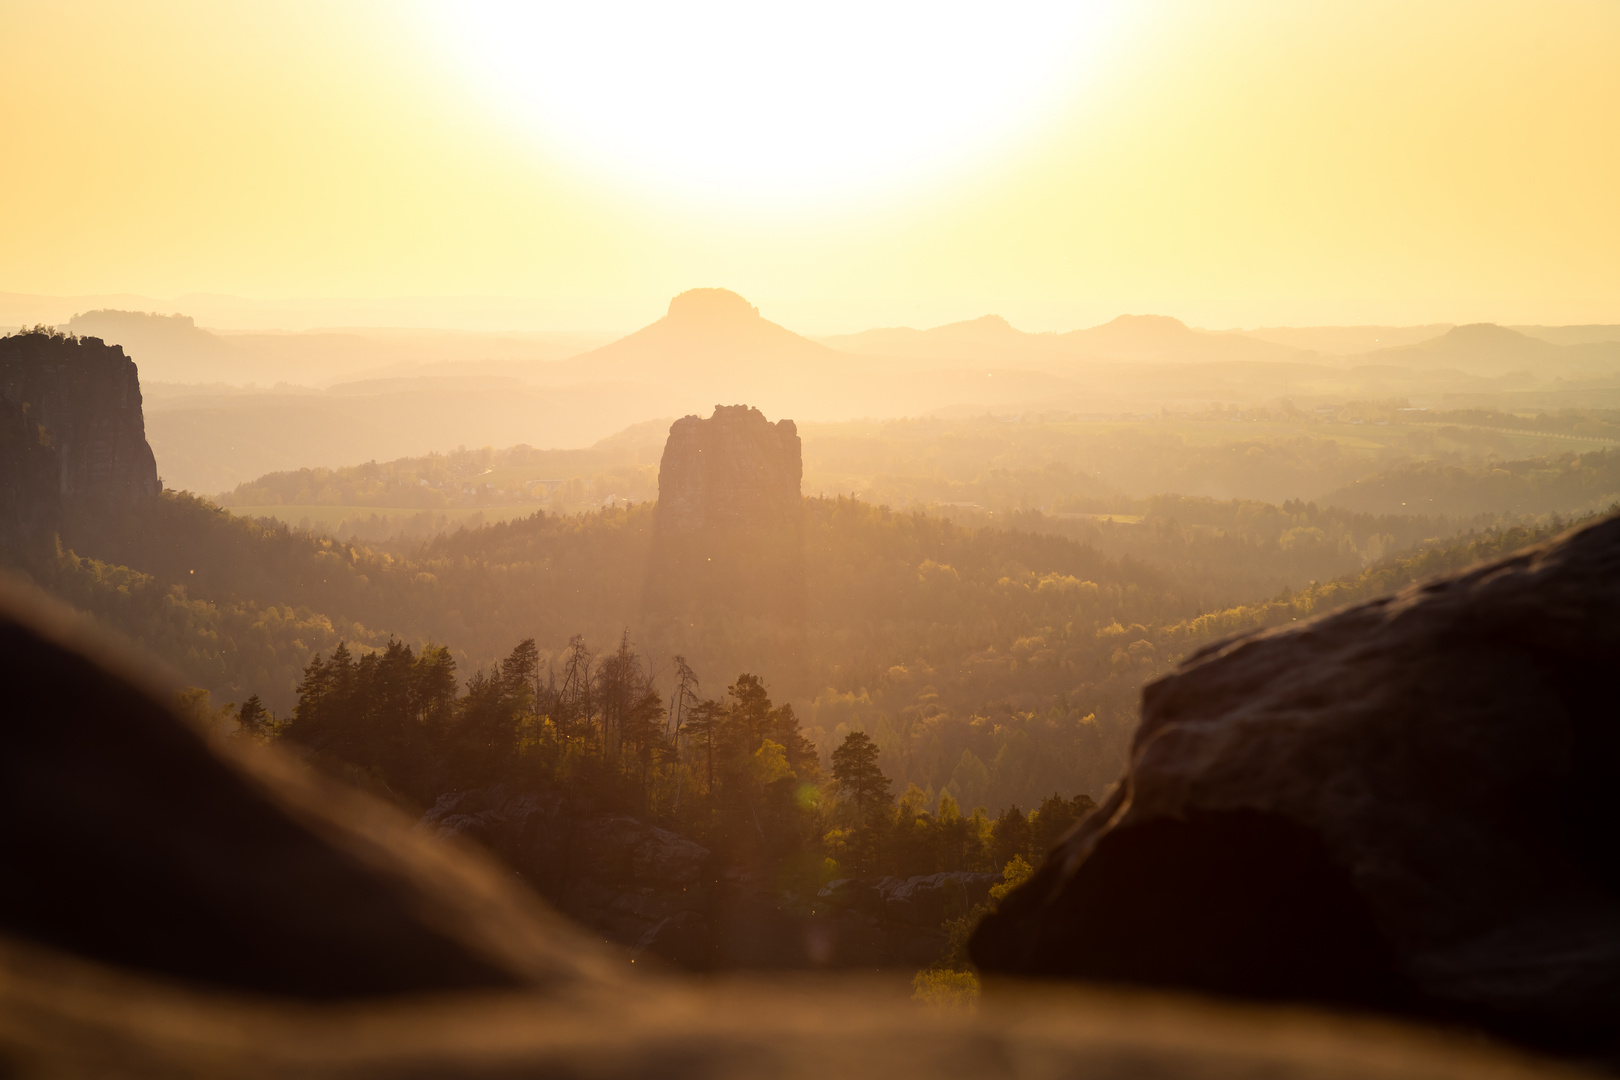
(831, 730, 890, 817)
(236, 694, 272, 739)
(991, 805, 1032, 867)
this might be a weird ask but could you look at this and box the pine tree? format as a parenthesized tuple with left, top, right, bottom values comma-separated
(991, 805, 1031, 867)
(685, 698, 725, 796)
(236, 694, 272, 740)
(831, 730, 890, 817)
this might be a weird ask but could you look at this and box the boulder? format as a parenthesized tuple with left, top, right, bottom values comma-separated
(422, 790, 714, 962)
(972, 513, 1620, 1055)
(816, 877, 881, 914)
(0, 578, 608, 999)
(878, 871, 1000, 926)
(818, 872, 1000, 928)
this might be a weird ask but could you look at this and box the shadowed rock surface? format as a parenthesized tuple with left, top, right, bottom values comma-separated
(0, 579, 611, 999)
(0, 331, 159, 550)
(972, 512, 1620, 1056)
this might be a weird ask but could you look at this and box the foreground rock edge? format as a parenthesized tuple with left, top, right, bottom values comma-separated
(0, 935, 1593, 1080)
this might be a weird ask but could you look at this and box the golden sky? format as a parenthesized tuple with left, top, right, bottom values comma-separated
(3, 1, 1617, 332)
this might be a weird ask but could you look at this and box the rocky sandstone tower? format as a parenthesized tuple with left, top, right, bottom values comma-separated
(1, 330, 160, 551)
(655, 404, 802, 535)
(644, 404, 806, 625)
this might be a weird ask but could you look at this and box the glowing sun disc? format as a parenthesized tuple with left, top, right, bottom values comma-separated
(416, 1, 1124, 203)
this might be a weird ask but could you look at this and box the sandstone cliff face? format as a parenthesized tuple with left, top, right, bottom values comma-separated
(0, 330, 160, 550)
(656, 404, 802, 535)
(972, 512, 1620, 1056)
(645, 404, 807, 626)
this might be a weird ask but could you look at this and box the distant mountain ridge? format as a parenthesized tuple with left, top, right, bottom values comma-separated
(823, 312, 1620, 376)
(34, 290, 1620, 493)
(1371, 323, 1620, 376)
(821, 313, 1300, 366)
(50, 295, 1620, 389)
(66, 310, 252, 384)
(60, 309, 610, 387)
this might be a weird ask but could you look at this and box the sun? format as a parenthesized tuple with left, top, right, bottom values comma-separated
(414, 1, 1127, 207)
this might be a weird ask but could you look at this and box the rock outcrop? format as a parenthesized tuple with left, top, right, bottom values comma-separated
(0, 330, 160, 552)
(645, 404, 807, 623)
(818, 872, 1000, 928)
(0, 578, 604, 999)
(971, 513, 1620, 1056)
(655, 404, 802, 535)
(422, 788, 716, 966)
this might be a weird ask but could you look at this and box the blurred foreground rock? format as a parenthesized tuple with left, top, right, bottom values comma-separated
(0, 580, 604, 1000)
(973, 513, 1620, 1057)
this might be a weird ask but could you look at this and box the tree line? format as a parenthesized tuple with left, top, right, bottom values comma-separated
(250, 631, 1095, 884)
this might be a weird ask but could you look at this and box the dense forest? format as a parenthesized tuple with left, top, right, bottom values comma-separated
(150, 506, 1599, 966)
(796, 407, 1619, 513)
(19, 476, 1606, 821)
(33, 491, 1175, 807)
(1320, 447, 1620, 517)
(259, 627, 1097, 885)
(213, 430, 664, 519)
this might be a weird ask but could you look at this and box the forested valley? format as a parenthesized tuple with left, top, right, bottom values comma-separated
(147, 502, 1595, 973)
(6, 324, 1617, 975)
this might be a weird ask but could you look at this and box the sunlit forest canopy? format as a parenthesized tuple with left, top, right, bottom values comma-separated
(29, 472, 1610, 822)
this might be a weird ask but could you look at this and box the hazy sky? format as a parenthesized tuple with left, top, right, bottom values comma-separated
(3, 1, 1616, 333)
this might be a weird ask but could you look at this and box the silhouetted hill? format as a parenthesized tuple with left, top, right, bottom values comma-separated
(1056, 314, 1295, 363)
(1371, 323, 1620, 377)
(533, 289, 1088, 424)
(824, 312, 1297, 367)
(64, 310, 251, 384)
(145, 379, 673, 492)
(1321, 447, 1620, 517)
(578, 288, 837, 380)
(59, 309, 612, 389)
(1235, 325, 1456, 355)
(820, 315, 1050, 363)
(1507, 324, 1620, 347)
(553, 288, 895, 420)
(69, 292, 1620, 494)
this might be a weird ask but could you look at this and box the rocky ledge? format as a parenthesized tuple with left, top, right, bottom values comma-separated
(971, 512, 1620, 1056)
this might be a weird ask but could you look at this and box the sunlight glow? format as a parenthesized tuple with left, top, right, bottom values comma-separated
(415, 1, 1126, 205)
